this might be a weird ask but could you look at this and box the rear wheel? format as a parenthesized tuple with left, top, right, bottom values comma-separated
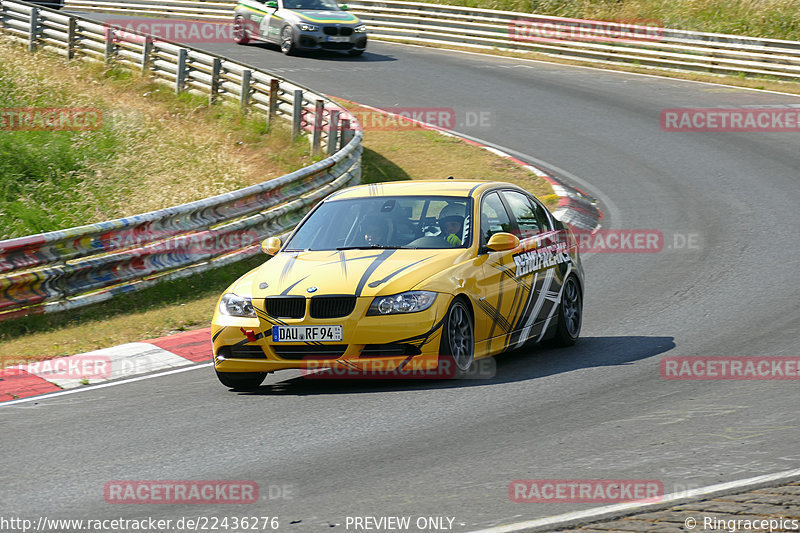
(233, 16, 250, 44)
(438, 298, 474, 377)
(280, 26, 297, 55)
(216, 370, 267, 390)
(546, 275, 582, 347)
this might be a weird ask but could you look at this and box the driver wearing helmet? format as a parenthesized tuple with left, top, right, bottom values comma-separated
(361, 214, 389, 246)
(438, 203, 465, 247)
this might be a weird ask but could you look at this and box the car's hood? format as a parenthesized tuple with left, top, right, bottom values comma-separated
(286, 9, 361, 24)
(234, 249, 467, 298)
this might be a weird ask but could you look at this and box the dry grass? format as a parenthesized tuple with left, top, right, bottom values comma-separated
(427, 0, 800, 40)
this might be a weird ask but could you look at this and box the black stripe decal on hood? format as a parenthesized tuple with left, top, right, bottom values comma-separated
(280, 275, 310, 296)
(321, 252, 383, 271)
(367, 256, 432, 288)
(279, 252, 299, 285)
(355, 250, 395, 296)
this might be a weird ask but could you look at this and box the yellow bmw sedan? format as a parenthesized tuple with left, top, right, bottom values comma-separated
(211, 180, 584, 389)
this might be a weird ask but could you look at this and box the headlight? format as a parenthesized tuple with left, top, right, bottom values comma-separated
(219, 293, 256, 318)
(354, 24, 367, 33)
(367, 291, 437, 316)
(299, 24, 319, 31)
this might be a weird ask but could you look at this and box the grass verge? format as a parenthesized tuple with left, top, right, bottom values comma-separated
(0, 38, 312, 239)
(425, 0, 800, 41)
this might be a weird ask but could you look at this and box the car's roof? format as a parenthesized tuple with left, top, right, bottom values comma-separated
(327, 180, 520, 200)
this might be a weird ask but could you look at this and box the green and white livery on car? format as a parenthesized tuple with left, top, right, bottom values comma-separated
(233, 0, 367, 56)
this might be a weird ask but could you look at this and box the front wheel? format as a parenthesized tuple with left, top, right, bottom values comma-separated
(233, 16, 250, 44)
(216, 370, 267, 390)
(438, 298, 474, 377)
(546, 275, 582, 347)
(280, 26, 297, 55)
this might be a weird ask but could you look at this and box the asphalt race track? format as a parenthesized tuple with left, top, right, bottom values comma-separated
(2, 15, 799, 531)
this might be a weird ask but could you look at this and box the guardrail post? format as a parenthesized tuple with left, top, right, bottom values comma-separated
(292, 89, 303, 140)
(141, 36, 153, 75)
(240, 69, 252, 112)
(0, 1, 6, 32)
(66, 17, 77, 60)
(209, 57, 221, 104)
(327, 110, 340, 156)
(175, 48, 187, 94)
(311, 99, 324, 155)
(340, 118, 352, 149)
(104, 26, 115, 64)
(267, 78, 279, 125)
(28, 7, 38, 52)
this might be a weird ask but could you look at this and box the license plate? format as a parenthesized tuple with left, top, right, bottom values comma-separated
(272, 325, 343, 342)
(327, 36, 349, 42)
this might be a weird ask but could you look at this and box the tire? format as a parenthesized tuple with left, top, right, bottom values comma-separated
(348, 49, 364, 56)
(233, 16, 250, 44)
(280, 25, 297, 55)
(216, 370, 267, 390)
(438, 298, 475, 377)
(546, 275, 582, 347)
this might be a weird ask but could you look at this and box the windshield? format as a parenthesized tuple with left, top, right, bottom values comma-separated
(284, 196, 473, 251)
(281, 0, 341, 10)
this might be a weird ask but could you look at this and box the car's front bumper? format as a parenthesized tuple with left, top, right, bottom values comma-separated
(295, 28, 367, 51)
(212, 294, 449, 376)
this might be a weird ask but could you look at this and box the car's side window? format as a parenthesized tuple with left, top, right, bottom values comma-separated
(480, 192, 512, 246)
(501, 190, 550, 239)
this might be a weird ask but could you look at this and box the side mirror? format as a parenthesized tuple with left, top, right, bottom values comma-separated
(265, 1, 278, 7)
(486, 232, 520, 252)
(339, 3, 349, 9)
(261, 236, 282, 255)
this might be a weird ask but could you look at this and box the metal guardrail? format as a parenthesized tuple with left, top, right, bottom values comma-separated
(61, 0, 800, 80)
(0, 0, 362, 321)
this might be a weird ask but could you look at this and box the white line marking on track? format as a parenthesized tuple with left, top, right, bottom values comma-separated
(468, 467, 800, 533)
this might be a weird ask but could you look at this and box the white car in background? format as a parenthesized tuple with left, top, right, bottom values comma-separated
(233, 0, 368, 56)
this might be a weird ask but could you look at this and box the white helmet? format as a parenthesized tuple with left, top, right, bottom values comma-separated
(438, 203, 466, 225)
